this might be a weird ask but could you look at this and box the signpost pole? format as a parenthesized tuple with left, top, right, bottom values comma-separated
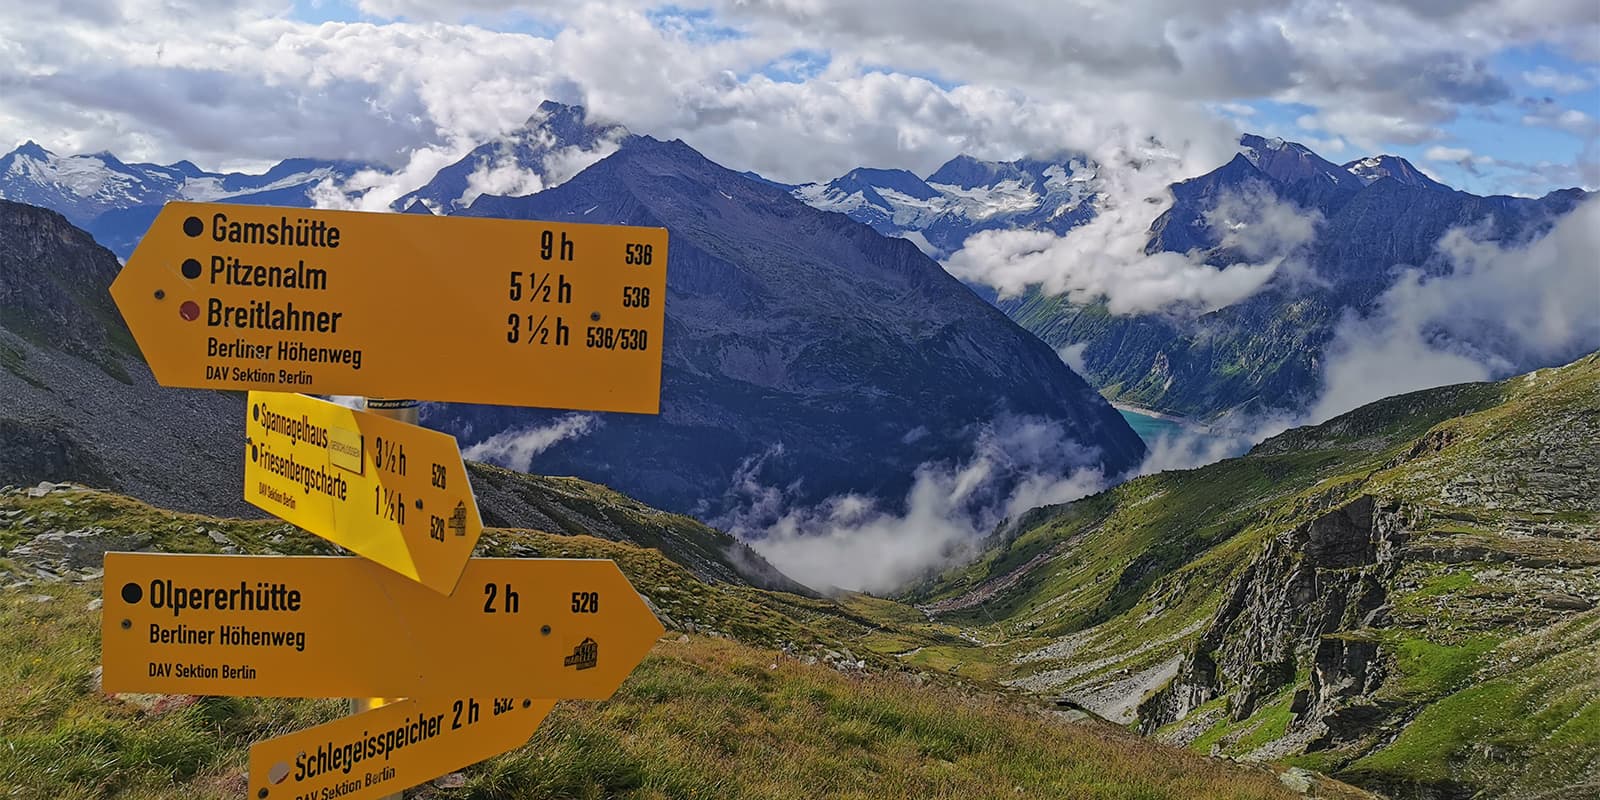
(357, 396, 418, 800)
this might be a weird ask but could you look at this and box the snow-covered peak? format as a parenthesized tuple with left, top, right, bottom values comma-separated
(792, 153, 1101, 257)
(835, 168, 941, 201)
(0, 142, 186, 224)
(1342, 154, 1451, 191)
(1237, 133, 1363, 191)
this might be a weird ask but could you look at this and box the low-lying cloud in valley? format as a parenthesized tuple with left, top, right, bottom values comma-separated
(461, 414, 599, 472)
(722, 415, 1108, 594)
(1312, 197, 1600, 421)
(944, 173, 1322, 315)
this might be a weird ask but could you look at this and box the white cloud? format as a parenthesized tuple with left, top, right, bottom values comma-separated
(724, 415, 1107, 594)
(4, 0, 1591, 198)
(1312, 196, 1600, 421)
(1056, 342, 1090, 375)
(1135, 412, 1294, 474)
(460, 155, 548, 208)
(1425, 145, 1475, 162)
(1523, 65, 1595, 94)
(1521, 101, 1600, 138)
(945, 178, 1319, 315)
(461, 414, 598, 471)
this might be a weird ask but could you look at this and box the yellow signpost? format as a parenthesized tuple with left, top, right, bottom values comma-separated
(248, 694, 556, 800)
(109, 201, 669, 412)
(105, 199, 672, 794)
(101, 553, 665, 698)
(242, 391, 483, 595)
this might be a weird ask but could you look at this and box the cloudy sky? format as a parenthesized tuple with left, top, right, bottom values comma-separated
(6, 0, 1597, 196)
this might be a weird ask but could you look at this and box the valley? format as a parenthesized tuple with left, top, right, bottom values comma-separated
(0, 45, 1595, 800)
(0, 482, 1364, 800)
(1, 349, 1593, 798)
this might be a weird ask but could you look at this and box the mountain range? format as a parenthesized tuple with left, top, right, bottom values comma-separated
(391, 100, 629, 215)
(792, 133, 1590, 422)
(790, 154, 1100, 259)
(445, 131, 1145, 518)
(6, 101, 1593, 505)
(0, 104, 1146, 522)
(8, 108, 1588, 432)
(3, 99, 1598, 800)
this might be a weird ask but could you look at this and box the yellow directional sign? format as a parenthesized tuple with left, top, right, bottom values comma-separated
(101, 553, 664, 698)
(248, 694, 555, 800)
(242, 391, 482, 595)
(109, 201, 668, 412)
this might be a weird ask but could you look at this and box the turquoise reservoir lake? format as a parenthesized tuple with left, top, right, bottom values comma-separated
(1117, 407, 1185, 444)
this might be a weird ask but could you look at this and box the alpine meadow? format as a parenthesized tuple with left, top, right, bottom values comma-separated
(1, 2, 1597, 800)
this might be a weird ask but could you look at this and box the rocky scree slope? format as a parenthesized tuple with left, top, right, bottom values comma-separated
(906, 352, 1600, 800)
(0, 200, 248, 515)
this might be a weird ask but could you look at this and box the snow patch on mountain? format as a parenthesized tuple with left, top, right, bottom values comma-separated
(792, 153, 1102, 258)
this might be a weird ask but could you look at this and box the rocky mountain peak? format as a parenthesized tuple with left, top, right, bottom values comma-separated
(0, 200, 132, 369)
(8, 140, 50, 160)
(1238, 133, 1363, 191)
(459, 134, 1144, 517)
(1343, 154, 1449, 191)
(391, 100, 631, 214)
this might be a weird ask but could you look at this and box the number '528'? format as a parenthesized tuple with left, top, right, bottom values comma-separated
(624, 243, 653, 265)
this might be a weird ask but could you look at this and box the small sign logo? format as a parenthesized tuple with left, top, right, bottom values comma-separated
(564, 638, 598, 671)
(449, 502, 468, 537)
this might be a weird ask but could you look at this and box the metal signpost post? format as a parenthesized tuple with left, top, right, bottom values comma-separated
(359, 396, 416, 800)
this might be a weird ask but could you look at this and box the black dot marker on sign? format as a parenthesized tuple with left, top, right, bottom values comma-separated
(250, 444, 258, 463)
(181, 258, 202, 279)
(183, 216, 203, 237)
(252, 404, 259, 422)
(121, 582, 142, 604)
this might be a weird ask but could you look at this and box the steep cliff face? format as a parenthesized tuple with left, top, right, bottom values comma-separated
(0, 200, 133, 372)
(0, 201, 248, 513)
(1141, 496, 1408, 737)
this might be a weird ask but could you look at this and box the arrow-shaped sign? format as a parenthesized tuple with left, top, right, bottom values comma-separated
(101, 553, 664, 698)
(248, 695, 555, 800)
(242, 391, 482, 595)
(109, 201, 668, 412)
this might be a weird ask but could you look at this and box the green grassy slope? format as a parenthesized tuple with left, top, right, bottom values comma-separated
(908, 353, 1600, 799)
(0, 489, 1367, 800)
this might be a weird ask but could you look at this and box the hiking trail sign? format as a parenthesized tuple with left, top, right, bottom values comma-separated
(248, 694, 556, 800)
(109, 201, 668, 412)
(242, 391, 482, 595)
(104, 199, 671, 797)
(100, 553, 665, 698)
